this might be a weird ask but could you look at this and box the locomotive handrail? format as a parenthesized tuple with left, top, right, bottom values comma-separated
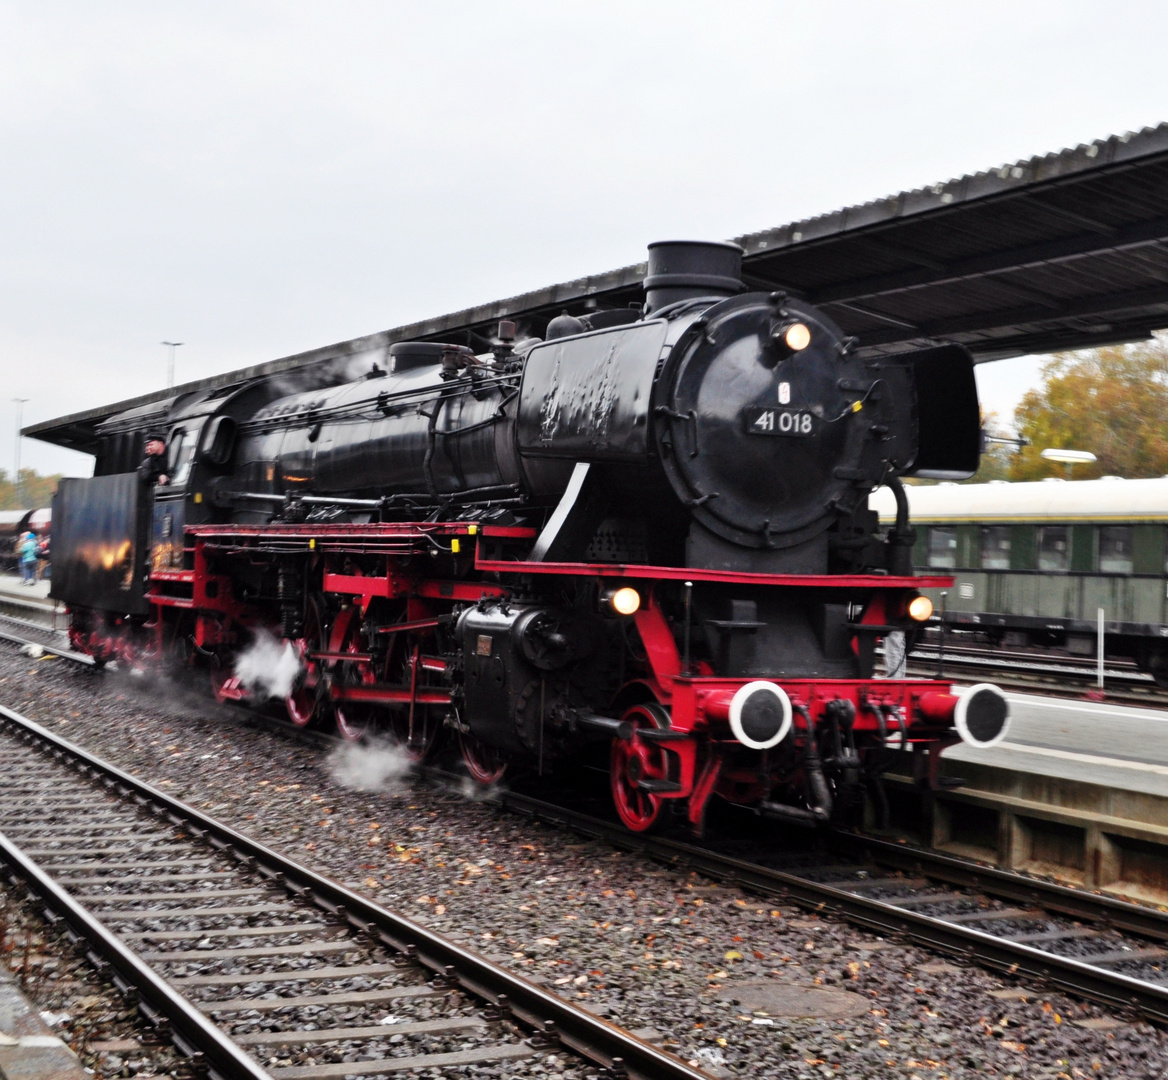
(184, 521, 536, 538)
(220, 482, 525, 513)
(236, 370, 520, 435)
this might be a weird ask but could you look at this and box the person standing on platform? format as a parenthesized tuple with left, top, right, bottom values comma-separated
(35, 531, 50, 581)
(18, 531, 38, 585)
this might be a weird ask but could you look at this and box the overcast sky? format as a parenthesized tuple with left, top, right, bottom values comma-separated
(3, 0, 1166, 477)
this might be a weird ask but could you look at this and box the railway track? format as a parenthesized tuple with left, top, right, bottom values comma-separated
(0, 704, 704, 1080)
(6, 629, 1168, 1025)
(0, 589, 60, 628)
(481, 782, 1168, 1024)
(0, 613, 94, 664)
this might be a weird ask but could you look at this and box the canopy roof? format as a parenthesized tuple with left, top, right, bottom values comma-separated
(29, 123, 1168, 454)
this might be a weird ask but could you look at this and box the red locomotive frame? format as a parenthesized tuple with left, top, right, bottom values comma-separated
(69, 517, 967, 833)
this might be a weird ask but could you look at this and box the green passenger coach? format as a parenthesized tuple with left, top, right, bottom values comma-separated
(870, 478, 1168, 685)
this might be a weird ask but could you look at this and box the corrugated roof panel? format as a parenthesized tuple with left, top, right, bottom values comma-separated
(28, 123, 1168, 449)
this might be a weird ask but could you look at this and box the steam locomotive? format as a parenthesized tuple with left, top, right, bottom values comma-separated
(47, 241, 1010, 832)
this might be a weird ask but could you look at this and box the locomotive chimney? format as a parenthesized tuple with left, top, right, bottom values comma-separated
(643, 240, 744, 314)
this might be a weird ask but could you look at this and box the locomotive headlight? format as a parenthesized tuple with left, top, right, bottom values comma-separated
(783, 322, 812, 351)
(907, 595, 934, 622)
(606, 587, 642, 616)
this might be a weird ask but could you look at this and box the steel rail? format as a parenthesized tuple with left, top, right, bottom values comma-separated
(0, 830, 273, 1080)
(827, 831, 1168, 943)
(909, 649, 1155, 688)
(0, 705, 707, 1080)
(0, 626, 94, 665)
(0, 610, 61, 634)
(478, 783, 1168, 1023)
(12, 632, 1168, 1019)
(903, 654, 1167, 705)
(0, 598, 59, 629)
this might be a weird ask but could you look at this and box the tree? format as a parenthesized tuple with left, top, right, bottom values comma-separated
(0, 469, 62, 510)
(1010, 334, 1168, 481)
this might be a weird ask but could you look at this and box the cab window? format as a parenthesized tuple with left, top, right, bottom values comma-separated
(168, 429, 197, 487)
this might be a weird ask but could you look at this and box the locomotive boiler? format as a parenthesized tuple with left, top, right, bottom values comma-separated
(48, 240, 1010, 832)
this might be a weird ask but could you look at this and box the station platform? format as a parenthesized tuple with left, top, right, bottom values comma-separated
(0, 964, 88, 1080)
(951, 691, 1168, 796)
(886, 689, 1168, 902)
(0, 575, 60, 631)
(0, 575, 52, 604)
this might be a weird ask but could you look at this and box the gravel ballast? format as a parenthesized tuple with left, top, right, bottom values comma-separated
(0, 877, 195, 1080)
(2, 642, 1167, 1079)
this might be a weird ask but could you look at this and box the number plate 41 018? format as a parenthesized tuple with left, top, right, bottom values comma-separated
(744, 408, 815, 436)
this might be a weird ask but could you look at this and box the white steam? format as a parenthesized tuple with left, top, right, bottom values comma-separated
(459, 775, 502, 802)
(268, 348, 387, 398)
(234, 630, 302, 701)
(327, 737, 414, 794)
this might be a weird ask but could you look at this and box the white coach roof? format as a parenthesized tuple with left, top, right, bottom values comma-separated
(870, 477, 1168, 525)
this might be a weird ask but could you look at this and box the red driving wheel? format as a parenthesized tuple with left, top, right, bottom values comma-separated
(611, 702, 672, 832)
(330, 607, 378, 741)
(459, 731, 507, 785)
(390, 642, 442, 763)
(285, 597, 324, 727)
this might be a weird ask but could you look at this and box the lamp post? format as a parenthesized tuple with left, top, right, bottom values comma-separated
(12, 398, 28, 506)
(1040, 447, 1097, 481)
(162, 341, 183, 390)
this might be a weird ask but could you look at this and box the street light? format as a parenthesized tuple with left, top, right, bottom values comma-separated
(12, 398, 28, 505)
(162, 341, 183, 390)
(1040, 447, 1097, 480)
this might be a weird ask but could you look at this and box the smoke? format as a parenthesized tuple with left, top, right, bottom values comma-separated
(327, 737, 414, 794)
(268, 347, 388, 398)
(234, 630, 303, 701)
(460, 775, 502, 802)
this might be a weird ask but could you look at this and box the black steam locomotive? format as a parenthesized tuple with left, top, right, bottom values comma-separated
(47, 241, 1009, 832)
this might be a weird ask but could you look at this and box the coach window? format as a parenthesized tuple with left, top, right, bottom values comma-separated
(1099, 525, 1134, 573)
(1037, 525, 1069, 572)
(927, 526, 957, 568)
(980, 526, 1011, 570)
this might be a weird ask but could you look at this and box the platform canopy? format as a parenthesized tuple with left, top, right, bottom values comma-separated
(29, 123, 1168, 454)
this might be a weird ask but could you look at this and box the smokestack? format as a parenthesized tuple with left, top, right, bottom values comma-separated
(644, 240, 744, 314)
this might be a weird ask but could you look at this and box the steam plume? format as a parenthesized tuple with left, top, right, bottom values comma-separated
(234, 630, 302, 700)
(327, 738, 414, 794)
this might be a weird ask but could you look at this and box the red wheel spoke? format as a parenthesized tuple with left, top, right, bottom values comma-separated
(286, 597, 324, 728)
(610, 702, 672, 833)
(460, 732, 506, 784)
(331, 607, 378, 741)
